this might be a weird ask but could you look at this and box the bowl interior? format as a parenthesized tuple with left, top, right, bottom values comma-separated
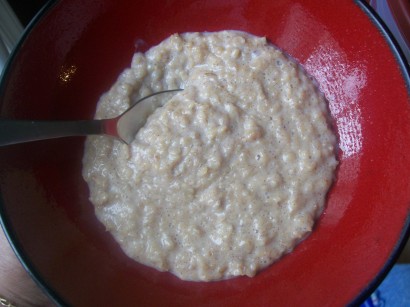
(1, 0, 410, 306)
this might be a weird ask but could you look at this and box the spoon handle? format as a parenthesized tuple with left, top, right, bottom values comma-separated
(0, 120, 105, 146)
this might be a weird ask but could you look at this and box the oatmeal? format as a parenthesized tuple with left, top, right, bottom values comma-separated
(82, 31, 338, 281)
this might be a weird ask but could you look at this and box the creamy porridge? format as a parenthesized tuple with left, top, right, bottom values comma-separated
(82, 31, 338, 281)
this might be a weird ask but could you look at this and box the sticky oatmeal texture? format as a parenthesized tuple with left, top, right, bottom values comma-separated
(82, 31, 338, 281)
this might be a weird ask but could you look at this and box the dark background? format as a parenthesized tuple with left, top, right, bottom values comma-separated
(7, 0, 49, 27)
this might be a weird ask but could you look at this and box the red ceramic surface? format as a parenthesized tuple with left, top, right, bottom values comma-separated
(0, 0, 409, 306)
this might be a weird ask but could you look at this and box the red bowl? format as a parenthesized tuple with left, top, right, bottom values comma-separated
(1, 0, 409, 306)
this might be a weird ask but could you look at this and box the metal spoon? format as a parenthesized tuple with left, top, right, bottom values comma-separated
(0, 89, 182, 146)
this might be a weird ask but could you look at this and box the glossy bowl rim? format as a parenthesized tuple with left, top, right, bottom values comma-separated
(0, 0, 409, 306)
(346, 0, 410, 305)
(0, 2, 67, 305)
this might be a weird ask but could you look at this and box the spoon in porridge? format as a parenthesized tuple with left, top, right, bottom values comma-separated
(0, 89, 182, 146)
